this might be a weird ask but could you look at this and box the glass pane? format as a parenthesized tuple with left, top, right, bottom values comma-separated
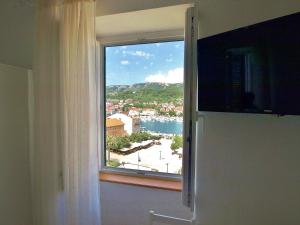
(104, 41, 184, 174)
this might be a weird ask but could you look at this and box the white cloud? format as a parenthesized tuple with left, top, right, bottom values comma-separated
(120, 60, 130, 65)
(122, 50, 153, 59)
(155, 43, 162, 47)
(134, 51, 151, 58)
(121, 46, 128, 49)
(175, 44, 180, 48)
(145, 67, 183, 84)
(166, 58, 173, 62)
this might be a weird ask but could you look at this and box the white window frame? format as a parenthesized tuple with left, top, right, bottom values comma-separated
(97, 31, 184, 180)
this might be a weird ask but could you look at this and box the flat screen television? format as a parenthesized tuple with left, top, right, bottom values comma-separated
(197, 12, 300, 115)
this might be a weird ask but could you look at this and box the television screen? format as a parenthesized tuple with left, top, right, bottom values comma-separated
(197, 12, 300, 115)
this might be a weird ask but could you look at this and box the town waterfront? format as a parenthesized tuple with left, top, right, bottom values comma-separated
(105, 41, 184, 174)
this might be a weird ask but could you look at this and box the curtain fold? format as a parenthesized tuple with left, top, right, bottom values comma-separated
(32, 0, 101, 224)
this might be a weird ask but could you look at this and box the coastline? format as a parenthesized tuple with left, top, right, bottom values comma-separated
(140, 115, 183, 122)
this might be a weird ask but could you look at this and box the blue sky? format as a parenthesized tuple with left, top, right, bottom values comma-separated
(105, 41, 184, 86)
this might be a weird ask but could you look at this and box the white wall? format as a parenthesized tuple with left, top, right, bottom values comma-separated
(195, 1, 300, 225)
(100, 182, 193, 225)
(0, 63, 32, 225)
(198, 0, 300, 38)
(0, 1, 34, 68)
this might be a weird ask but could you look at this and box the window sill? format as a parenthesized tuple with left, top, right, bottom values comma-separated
(99, 171, 182, 192)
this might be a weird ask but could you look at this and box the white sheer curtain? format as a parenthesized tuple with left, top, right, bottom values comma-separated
(32, 0, 101, 225)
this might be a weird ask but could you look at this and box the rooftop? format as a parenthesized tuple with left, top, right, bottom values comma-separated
(106, 118, 124, 127)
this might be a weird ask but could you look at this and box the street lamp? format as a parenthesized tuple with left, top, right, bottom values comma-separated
(138, 152, 141, 169)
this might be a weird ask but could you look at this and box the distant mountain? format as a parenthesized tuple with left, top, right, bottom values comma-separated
(106, 82, 183, 103)
(106, 85, 130, 93)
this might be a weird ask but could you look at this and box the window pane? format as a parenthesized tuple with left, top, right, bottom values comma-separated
(104, 41, 184, 175)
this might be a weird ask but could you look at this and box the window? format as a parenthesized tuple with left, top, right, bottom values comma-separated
(102, 40, 184, 176)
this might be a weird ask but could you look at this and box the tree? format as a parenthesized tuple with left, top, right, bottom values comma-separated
(168, 110, 176, 117)
(106, 132, 161, 151)
(106, 135, 131, 150)
(171, 135, 183, 151)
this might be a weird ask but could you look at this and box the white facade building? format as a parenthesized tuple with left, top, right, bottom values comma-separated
(128, 110, 140, 117)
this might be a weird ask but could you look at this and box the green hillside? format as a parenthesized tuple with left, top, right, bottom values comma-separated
(106, 83, 183, 104)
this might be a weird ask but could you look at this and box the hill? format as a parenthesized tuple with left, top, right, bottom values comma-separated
(106, 82, 183, 104)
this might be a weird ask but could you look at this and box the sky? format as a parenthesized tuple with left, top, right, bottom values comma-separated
(105, 41, 184, 86)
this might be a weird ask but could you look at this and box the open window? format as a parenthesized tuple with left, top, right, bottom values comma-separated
(100, 40, 184, 178)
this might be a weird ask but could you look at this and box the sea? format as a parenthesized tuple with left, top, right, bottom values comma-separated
(140, 119, 183, 135)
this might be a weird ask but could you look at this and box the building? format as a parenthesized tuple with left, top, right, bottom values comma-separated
(128, 109, 140, 117)
(108, 113, 140, 134)
(140, 109, 157, 116)
(106, 118, 126, 136)
(132, 117, 141, 133)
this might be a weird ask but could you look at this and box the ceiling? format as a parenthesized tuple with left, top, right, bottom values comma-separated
(96, 0, 192, 16)
(96, 4, 191, 39)
(0, 0, 192, 68)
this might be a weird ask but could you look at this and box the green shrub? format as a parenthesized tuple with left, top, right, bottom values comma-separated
(168, 110, 177, 117)
(108, 159, 121, 168)
(106, 135, 131, 150)
(171, 135, 183, 150)
(106, 132, 161, 151)
(129, 132, 153, 143)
